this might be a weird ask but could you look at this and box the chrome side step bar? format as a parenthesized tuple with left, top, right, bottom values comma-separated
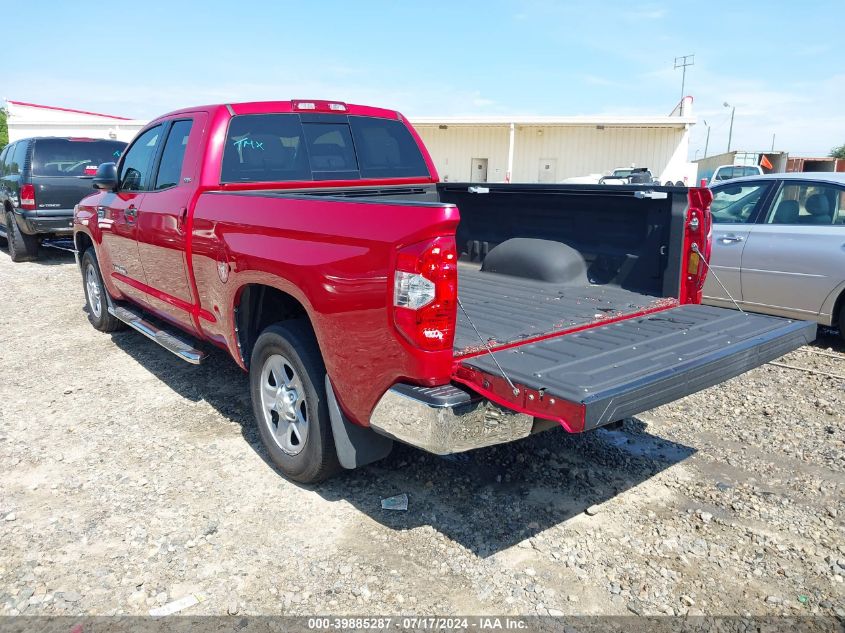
(108, 305, 207, 365)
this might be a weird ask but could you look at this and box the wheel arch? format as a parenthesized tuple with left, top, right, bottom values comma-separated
(74, 231, 95, 270)
(233, 283, 315, 369)
(833, 287, 845, 331)
(820, 280, 845, 328)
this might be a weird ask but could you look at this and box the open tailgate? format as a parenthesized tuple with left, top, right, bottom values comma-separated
(454, 304, 816, 432)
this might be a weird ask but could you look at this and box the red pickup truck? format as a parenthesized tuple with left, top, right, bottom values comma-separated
(73, 99, 815, 483)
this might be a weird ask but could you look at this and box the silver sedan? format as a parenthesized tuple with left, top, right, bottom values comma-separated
(703, 172, 845, 339)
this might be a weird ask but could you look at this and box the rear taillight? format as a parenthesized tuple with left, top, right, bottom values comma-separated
(392, 237, 457, 351)
(20, 184, 36, 211)
(681, 187, 713, 304)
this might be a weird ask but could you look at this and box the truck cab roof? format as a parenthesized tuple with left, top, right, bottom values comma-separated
(149, 100, 403, 126)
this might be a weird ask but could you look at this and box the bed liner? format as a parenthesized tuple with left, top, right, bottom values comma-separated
(455, 266, 672, 356)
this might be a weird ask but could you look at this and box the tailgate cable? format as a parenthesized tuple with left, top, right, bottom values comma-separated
(691, 243, 745, 314)
(457, 297, 520, 396)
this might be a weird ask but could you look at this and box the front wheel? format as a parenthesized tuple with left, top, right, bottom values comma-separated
(81, 248, 124, 332)
(249, 320, 339, 483)
(5, 211, 39, 262)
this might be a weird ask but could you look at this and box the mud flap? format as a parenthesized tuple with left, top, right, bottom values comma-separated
(326, 376, 393, 469)
(458, 304, 817, 432)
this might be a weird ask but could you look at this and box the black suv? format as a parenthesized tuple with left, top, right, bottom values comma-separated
(0, 137, 126, 261)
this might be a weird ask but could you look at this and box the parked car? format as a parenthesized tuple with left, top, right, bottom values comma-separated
(598, 167, 657, 185)
(0, 136, 127, 261)
(708, 164, 763, 186)
(73, 99, 814, 483)
(703, 172, 845, 338)
(561, 166, 659, 185)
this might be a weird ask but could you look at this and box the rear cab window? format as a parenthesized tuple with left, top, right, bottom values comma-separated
(221, 113, 429, 183)
(32, 139, 126, 177)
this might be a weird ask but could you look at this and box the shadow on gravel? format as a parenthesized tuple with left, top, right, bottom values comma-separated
(0, 244, 76, 266)
(318, 424, 695, 557)
(110, 334, 696, 557)
(813, 326, 844, 353)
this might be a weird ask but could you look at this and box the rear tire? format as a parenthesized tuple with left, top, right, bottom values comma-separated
(249, 320, 340, 483)
(81, 248, 124, 332)
(5, 211, 39, 262)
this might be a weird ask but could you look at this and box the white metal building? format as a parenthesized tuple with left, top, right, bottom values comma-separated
(5, 98, 696, 184)
(5, 100, 146, 143)
(413, 97, 697, 184)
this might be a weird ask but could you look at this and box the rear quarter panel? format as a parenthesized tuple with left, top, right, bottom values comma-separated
(190, 192, 460, 424)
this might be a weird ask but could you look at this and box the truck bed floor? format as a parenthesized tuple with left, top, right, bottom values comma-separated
(455, 266, 668, 355)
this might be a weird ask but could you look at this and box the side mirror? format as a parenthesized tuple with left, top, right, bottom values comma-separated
(92, 162, 118, 191)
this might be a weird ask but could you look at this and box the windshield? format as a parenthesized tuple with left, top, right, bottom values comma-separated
(32, 139, 127, 177)
(221, 113, 430, 183)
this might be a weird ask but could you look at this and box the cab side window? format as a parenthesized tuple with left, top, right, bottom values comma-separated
(119, 126, 163, 191)
(0, 146, 9, 177)
(153, 120, 193, 190)
(710, 183, 770, 224)
(9, 142, 27, 176)
(766, 183, 841, 226)
(836, 190, 845, 225)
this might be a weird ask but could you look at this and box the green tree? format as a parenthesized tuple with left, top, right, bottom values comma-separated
(0, 108, 7, 148)
(831, 143, 845, 159)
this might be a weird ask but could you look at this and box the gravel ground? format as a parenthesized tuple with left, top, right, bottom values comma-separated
(0, 246, 843, 618)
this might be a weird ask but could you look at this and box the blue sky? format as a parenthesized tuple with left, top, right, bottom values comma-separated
(6, 1, 844, 157)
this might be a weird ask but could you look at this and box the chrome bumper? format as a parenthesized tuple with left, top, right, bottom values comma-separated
(368, 383, 534, 455)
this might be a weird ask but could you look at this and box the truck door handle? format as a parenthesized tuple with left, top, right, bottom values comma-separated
(177, 207, 188, 232)
(720, 235, 744, 243)
(125, 206, 137, 222)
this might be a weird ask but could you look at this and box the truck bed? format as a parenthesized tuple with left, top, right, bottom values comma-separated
(455, 264, 670, 355)
(282, 183, 690, 359)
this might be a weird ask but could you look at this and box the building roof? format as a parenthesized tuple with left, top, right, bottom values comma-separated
(410, 114, 694, 128)
(6, 100, 132, 120)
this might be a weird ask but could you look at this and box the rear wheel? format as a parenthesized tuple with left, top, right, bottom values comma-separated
(81, 248, 123, 332)
(5, 211, 39, 262)
(249, 320, 339, 483)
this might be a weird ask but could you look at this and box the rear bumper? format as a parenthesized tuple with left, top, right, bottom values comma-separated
(15, 209, 75, 236)
(369, 383, 535, 454)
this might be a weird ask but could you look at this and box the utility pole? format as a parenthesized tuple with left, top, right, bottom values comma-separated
(724, 102, 735, 153)
(771, 133, 776, 151)
(703, 119, 710, 158)
(674, 54, 695, 114)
